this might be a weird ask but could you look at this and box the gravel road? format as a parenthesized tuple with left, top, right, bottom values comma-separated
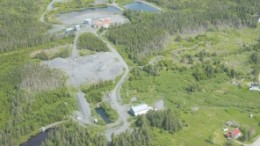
(251, 137, 260, 146)
(76, 91, 92, 124)
(41, 0, 131, 140)
(40, 0, 65, 34)
(102, 38, 130, 142)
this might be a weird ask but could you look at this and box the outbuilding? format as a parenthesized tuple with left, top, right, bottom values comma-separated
(130, 103, 150, 116)
(84, 18, 92, 25)
(74, 25, 80, 31)
(65, 27, 74, 35)
(249, 83, 260, 91)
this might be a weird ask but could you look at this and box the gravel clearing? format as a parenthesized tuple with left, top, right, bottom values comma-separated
(154, 100, 164, 110)
(41, 0, 131, 140)
(43, 52, 124, 87)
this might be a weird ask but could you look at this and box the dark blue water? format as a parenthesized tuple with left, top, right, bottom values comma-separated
(95, 107, 111, 124)
(59, 6, 122, 17)
(80, 6, 122, 14)
(124, 2, 159, 12)
(20, 130, 49, 146)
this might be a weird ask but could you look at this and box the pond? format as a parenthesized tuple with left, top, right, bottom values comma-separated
(95, 107, 111, 124)
(20, 130, 50, 146)
(59, 6, 122, 17)
(57, 6, 125, 26)
(124, 1, 159, 12)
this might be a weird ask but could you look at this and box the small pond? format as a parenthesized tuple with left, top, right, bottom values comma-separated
(57, 6, 125, 25)
(124, 1, 159, 12)
(57, 6, 122, 19)
(95, 107, 111, 124)
(20, 130, 50, 146)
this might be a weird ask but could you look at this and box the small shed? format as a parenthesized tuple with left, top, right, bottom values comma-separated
(102, 24, 110, 29)
(84, 18, 92, 25)
(249, 83, 260, 91)
(130, 103, 150, 116)
(74, 25, 80, 32)
(65, 27, 74, 35)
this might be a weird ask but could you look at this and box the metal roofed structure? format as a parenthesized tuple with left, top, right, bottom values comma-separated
(129, 103, 150, 116)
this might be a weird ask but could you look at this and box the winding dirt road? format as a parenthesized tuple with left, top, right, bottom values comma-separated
(41, 0, 131, 141)
(40, 0, 65, 33)
(101, 38, 130, 141)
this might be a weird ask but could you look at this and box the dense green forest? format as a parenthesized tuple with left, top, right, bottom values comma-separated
(78, 32, 109, 52)
(0, 0, 54, 52)
(0, 60, 76, 145)
(41, 122, 107, 146)
(112, 110, 182, 146)
(0, 1, 77, 145)
(41, 110, 181, 146)
(107, 0, 260, 64)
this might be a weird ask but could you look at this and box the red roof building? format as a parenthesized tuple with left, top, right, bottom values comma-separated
(225, 128, 241, 139)
(231, 128, 241, 139)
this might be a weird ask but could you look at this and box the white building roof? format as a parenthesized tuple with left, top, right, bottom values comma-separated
(131, 104, 149, 113)
(85, 18, 92, 21)
(65, 27, 74, 31)
(103, 24, 110, 29)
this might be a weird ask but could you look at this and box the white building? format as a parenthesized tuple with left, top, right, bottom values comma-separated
(65, 27, 74, 35)
(102, 24, 110, 29)
(74, 25, 80, 31)
(130, 103, 150, 116)
(249, 83, 260, 91)
(84, 18, 92, 25)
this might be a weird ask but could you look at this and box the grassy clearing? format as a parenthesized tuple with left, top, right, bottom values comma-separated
(168, 107, 259, 146)
(32, 44, 73, 60)
(114, 0, 133, 5)
(118, 26, 260, 145)
(164, 27, 260, 67)
(79, 49, 95, 56)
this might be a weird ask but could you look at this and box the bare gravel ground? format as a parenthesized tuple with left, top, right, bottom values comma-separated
(251, 137, 260, 146)
(102, 38, 130, 142)
(43, 52, 124, 87)
(76, 91, 92, 124)
(41, 0, 131, 140)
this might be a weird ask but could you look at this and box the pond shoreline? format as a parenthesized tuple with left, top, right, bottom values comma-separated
(124, 1, 161, 12)
(20, 130, 50, 146)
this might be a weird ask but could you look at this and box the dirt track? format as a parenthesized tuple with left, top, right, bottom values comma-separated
(41, 0, 131, 141)
(102, 38, 130, 142)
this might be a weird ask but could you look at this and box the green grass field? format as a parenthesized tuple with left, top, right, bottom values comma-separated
(119, 26, 260, 145)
